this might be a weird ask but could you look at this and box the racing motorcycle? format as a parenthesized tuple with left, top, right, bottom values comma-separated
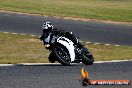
(40, 29, 94, 66)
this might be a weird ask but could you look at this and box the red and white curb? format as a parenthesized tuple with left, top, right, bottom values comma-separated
(0, 60, 132, 66)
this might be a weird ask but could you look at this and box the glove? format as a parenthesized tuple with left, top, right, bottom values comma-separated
(40, 35, 44, 41)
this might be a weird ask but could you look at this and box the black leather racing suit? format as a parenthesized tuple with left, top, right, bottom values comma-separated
(40, 28, 80, 46)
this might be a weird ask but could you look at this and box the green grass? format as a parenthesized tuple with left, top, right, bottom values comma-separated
(0, 32, 49, 64)
(0, 0, 132, 22)
(85, 43, 132, 61)
(0, 32, 132, 64)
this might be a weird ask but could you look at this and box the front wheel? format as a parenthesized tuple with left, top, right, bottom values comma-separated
(53, 45, 71, 66)
(81, 48, 94, 65)
(82, 52, 94, 65)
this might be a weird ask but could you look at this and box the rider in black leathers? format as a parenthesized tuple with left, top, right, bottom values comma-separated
(40, 22, 80, 46)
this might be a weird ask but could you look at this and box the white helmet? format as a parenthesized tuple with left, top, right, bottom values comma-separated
(42, 22, 53, 30)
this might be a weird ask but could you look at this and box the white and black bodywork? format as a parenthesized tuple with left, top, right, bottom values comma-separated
(40, 22, 94, 65)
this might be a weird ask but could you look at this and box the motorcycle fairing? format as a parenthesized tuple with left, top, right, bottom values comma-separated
(57, 37, 75, 62)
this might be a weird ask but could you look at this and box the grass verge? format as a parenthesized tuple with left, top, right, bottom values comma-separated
(0, 0, 132, 22)
(0, 32, 132, 64)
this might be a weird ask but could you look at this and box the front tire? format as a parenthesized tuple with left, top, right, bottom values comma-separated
(53, 45, 71, 66)
(81, 48, 94, 65)
(82, 52, 94, 65)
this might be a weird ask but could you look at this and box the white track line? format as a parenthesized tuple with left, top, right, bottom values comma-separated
(30, 35, 36, 37)
(21, 34, 26, 35)
(3, 32, 9, 34)
(86, 42, 92, 44)
(105, 44, 110, 46)
(0, 64, 14, 66)
(115, 45, 120, 46)
(0, 60, 132, 66)
(94, 59, 132, 63)
(94, 43, 101, 45)
(11, 33, 18, 35)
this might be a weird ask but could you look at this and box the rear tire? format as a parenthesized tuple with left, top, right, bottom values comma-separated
(53, 45, 71, 66)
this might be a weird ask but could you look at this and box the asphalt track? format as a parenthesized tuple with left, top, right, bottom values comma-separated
(0, 61, 132, 88)
(0, 12, 132, 45)
(0, 12, 132, 88)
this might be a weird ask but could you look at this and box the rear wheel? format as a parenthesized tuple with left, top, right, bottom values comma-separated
(53, 45, 71, 66)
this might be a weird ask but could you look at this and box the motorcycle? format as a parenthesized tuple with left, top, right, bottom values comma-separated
(40, 30, 94, 66)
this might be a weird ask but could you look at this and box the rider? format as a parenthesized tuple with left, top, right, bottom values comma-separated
(40, 22, 58, 44)
(40, 22, 80, 46)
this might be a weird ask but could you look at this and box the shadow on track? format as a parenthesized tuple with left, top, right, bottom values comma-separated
(14, 63, 84, 67)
